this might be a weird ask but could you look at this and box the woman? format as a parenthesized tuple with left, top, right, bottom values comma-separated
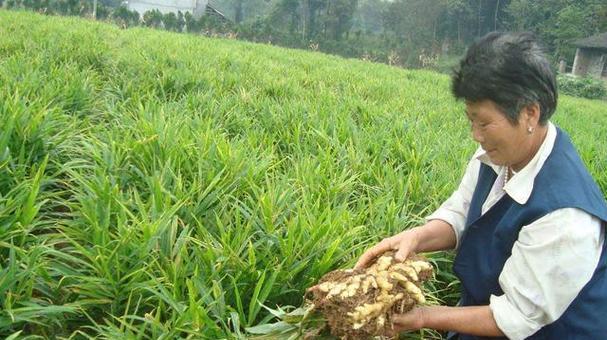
(355, 32, 607, 339)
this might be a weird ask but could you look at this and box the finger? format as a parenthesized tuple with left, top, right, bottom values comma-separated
(356, 241, 392, 268)
(391, 314, 413, 332)
(392, 312, 412, 325)
(391, 316, 417, 334)
(391, 307, 424, 331)
(354, 241, 393, 269)
(394, 241, 412, 262)
(383, 326, 397, 338)
(306, 284, 319, 293)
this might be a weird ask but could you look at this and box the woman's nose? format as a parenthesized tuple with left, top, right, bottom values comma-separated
(471, 125, 484, 143)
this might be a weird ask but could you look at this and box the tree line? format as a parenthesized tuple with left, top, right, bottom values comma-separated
(214, 0, 606, 70)
(3, 0, 607, 70)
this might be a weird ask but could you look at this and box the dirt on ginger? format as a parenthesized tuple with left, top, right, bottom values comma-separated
(306, 252, 433, 339)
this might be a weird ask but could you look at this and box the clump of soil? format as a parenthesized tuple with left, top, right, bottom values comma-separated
(306, 252, 433, 339)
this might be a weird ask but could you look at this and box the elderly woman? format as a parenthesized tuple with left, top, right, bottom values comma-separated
(355, 32, 607, 339)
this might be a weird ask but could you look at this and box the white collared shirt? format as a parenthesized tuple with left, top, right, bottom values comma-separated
(427, 122, 604, 339)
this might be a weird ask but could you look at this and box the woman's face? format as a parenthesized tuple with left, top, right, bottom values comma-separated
(465, 100, 536, 170)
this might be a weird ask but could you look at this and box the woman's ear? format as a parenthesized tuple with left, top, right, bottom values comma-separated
(523, 102, 541, 126)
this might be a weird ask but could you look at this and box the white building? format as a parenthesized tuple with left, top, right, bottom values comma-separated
(126, 0, 209, 18)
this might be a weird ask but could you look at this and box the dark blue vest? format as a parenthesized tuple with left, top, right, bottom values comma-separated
(452, 127, 607, 339)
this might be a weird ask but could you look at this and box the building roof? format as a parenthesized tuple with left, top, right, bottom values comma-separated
(205, 0, 229, 21)
(573, 32, 607, 49)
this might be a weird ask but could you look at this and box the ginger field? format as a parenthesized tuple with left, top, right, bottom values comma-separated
(1, 10, 606, 339)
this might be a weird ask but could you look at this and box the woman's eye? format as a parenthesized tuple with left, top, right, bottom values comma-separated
(468, 121, 487, 129)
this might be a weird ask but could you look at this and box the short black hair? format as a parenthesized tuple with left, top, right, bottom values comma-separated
(452, 32, 557, 125)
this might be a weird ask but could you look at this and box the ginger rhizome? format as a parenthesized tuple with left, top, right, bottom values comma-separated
(307, 252, 433, 339)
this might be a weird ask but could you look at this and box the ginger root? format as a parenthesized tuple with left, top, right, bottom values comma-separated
(306, 252, 433, 339)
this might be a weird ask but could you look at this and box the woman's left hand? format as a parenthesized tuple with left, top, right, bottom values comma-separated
(391, 306, 425, 333)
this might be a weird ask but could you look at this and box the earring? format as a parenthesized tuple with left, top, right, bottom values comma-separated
(527, 126, 534, 134)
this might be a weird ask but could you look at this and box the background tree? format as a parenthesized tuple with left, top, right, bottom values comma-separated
(234, 0, 243, 23)
(384, 0, 443, 43)
(352, 0, 387, 35)
(177, 11, 185, 32)
(143, 9, 163, 28)
(218, 0, 277, 23)
(111, 5, 139, 27)
(324, 0, 359, 41)
(269, 0, 302, 36)
(184, 11, 201, 33)
(163, 12, 178, 32)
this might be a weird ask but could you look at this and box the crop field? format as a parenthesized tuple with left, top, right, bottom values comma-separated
(1, 10, 606, 339)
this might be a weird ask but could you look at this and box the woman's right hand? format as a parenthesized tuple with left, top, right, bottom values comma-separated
(354, 227, 422, 269)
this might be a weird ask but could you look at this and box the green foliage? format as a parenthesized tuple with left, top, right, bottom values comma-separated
(143, 9, 163, 28)
(432, 54, 462, 75)
(245, 305, 329, 339)
(1, 10, 606, 339)
(558, 75, 607, 100)
(111, 5, 139, 27)
(506, 0, 607, 61)
(162, 12, 178, 32)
